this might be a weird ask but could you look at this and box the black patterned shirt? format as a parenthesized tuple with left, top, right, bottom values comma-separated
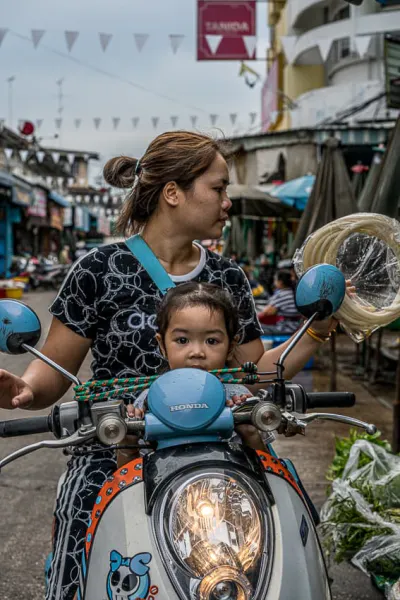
(49, 242, 263, 389)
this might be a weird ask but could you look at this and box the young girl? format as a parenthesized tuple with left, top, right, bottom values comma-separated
(118, 281, 265, 466)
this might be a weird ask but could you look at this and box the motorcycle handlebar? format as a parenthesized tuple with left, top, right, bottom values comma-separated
(0, 415, 52, 438)
(305, 392, 355, 410)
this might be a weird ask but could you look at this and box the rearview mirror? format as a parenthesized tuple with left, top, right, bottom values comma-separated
(295, 264, 346, 319)
(0, 300, 41, 355)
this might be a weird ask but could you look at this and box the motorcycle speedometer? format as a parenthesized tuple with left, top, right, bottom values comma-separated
(152, 468, 272, 600)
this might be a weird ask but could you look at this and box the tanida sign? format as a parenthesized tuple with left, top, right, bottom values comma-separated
(197, 0, 257, 61)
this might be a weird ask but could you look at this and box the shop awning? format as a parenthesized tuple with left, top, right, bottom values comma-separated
(227, 183, 300, 218)
(0, 171, 14, 188)
(49, 190, 71, 208)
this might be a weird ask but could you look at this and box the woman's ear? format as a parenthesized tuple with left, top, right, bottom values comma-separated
(156, 333, 167, 358)
(227, 336, 239, 361)
(162, 181, 180, 208)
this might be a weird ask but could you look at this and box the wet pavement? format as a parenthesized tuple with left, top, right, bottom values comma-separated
(0, 290, 391, 599)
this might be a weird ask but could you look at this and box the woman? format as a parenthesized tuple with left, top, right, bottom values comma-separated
(258, 268, 301, 334)
(0, 131, 335, 600)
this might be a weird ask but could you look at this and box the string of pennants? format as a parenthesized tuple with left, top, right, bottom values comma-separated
(0, 28, 187, 54)
(1, 112, 259, 131)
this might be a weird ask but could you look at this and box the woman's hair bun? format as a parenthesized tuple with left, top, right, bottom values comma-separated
(103, 156, 139, 188)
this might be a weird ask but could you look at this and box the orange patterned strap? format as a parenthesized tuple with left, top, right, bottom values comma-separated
(256, 450, 304, 499)
(85, 458, 143, 557)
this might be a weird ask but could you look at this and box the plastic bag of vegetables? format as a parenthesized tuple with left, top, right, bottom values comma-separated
(320, 433, 400, 597)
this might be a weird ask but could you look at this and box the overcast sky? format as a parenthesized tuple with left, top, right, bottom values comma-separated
(1, 0, 269, 182)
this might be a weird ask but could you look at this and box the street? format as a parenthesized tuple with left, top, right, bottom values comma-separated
(0, 290, 390, 599)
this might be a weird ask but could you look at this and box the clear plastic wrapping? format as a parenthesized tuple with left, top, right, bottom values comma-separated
(293, 213, 400, 342)
(320, 439, 400, 597)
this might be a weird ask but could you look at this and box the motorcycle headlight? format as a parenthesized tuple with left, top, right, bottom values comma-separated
(152, 469, 272, 600)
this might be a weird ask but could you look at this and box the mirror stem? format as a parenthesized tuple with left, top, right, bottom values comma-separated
(22, 344, 81, 387)
(276, 313, 319, 381)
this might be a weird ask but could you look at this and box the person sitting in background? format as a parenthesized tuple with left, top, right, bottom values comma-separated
(258, 269, 301, 334)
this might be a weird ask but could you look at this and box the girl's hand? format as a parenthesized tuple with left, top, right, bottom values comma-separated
(226, 393, 252, 408)
(0, 370, 34, 409)
(126, 404, 144, 419)
(310, 279, 354, 336)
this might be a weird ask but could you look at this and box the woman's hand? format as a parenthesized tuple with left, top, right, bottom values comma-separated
(310, 279, 355, 336)
(0, 370, 34, 410)
(226, 393, 252, 408)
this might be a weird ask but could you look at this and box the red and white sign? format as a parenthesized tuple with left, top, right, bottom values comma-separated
(197, 1, 256, 61)
(261, 59, 279, 132)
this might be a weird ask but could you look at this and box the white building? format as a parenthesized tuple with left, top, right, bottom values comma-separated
(268, 0, 400, 130)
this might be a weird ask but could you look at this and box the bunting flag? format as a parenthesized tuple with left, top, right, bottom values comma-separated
(75, 195, 81, 203)
(65, 30, 79, 52)
(355, 35, 371, 57)
(0, 119, 5, 128)
(52, 152, 60, 163)
(280, 36, 297, 65)
(169, 34, 185, 54)
(102, 195, 109, 204)
(74, 118, 81, 129)
(79, 178, 86, 186)
(249, 112, 257, 125)
(57, 177, 64, 187)
(99, 33, 112, 52)
(210, 114, 218, 126)
(46, 176, 53, 186)
(171, 116, 178, 128)
(229, 113, 237, 126)
(68, 177, 75, 186)
(84, 195, 90, 203)
(36, 119, 43, 129)
(94, 195, 100, 203)
(36, 150, 45, 163)
(205, 35, 222, 56)
(112, 117, 120, 130)
(55, 118, 62, 129)
(243, 36, 257, 59)
(84, 153, 89, 161)
(318, 39, 332, 63)
(19, 150, 29, 162)
(67, 154, 75, 166)
(31, 29, 45, 49)
(94, 118, 101, 130)
(151, 117, 159, 129)
(190, 116, 198, 128)
(4, 148, 13, 161)
(134, 33, 149, 52)
(132, 117, 140, 129)
(0, 28, 8, 47)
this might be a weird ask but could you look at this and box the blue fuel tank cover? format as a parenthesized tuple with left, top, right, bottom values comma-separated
(147, 368, 226, 432)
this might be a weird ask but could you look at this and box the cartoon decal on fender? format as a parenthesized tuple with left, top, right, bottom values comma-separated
(106, 550, 156, 600)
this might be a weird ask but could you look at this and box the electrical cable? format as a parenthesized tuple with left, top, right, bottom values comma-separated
(297, 214, 400, 336)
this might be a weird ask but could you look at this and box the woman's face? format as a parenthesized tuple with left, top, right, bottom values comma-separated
(179, 153, 232, 240)
(157, 305, 232, 371)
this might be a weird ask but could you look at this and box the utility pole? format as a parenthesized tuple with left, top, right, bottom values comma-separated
(56, 78, 64, 146)
(7, 76, 15, 129)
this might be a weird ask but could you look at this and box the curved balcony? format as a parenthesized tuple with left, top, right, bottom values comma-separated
(287, 0, 326, 31)
(290, 10, 399, 65)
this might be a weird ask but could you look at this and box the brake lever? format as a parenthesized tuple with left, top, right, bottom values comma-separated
(292, 412, 377, 435)
(0, 426, 96, 471)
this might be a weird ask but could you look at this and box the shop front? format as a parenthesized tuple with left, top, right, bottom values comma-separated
(0, 172, 33, 277)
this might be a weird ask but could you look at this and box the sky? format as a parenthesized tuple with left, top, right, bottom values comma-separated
(0, 0, 270, 183)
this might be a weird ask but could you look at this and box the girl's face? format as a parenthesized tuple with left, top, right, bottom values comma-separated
(157, 305, 233, 372)
(176, 153, 232, 240)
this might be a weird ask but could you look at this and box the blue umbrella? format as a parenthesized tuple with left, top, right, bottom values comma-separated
(272, 175, 315, 211)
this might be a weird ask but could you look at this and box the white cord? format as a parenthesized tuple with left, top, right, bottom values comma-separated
(296, 213, 400, 338)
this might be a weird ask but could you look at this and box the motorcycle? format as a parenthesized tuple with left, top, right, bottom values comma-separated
(0, 264, 377, 600)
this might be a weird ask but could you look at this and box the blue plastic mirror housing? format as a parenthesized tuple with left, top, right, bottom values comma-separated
(0, 300, 41, 354)
(147, 368, 226, 432)
(295, 264, 346, 319)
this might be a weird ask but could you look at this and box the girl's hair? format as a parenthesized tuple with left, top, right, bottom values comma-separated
(276, 269, 294, 289)
(103, 131, 232, 237)
(156, 282, 239, 343)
